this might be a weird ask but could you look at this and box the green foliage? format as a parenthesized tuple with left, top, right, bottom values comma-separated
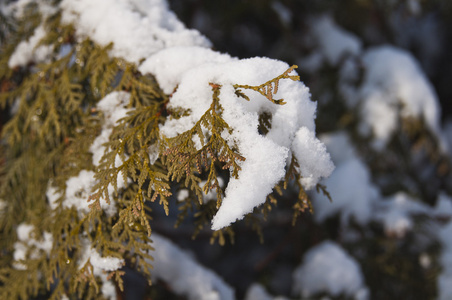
(233, 64, 299, 105)
(163, 83, 245, 208)
(0, 5, 318, 299)
(0, 6, 164, 298)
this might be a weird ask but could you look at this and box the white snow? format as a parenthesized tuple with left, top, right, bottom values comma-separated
(245, 283, 288, 300)
(140, 46, 332, 230)
(46, 183, 61, 210)
(59, 0, 211, 64)
(373, 192, 431, 238)
(177, 189, 189, 202)
(79, 243, 124, 273)
(64, 170, 100, 213)
(312, 157, 376, 225)
(139, 46, 234, 95)
(319, 131, 357, 165)
(17, 223, 35, 242)
(435, 192, 452, 217)
(5, 0, 333, 231)
(78, 239, 124, 300)
(13, 223, 53, 270)
(315, 131, 437, 235)
(340, 46, 444, 150)
(47, 170, 120, 217)
(308, 15, 362, 67)
(292, 127, 334, 190)
(8, 25, 53, 68)
(149, 233, 235, 300)
(90, 91, 131, 167)
(293, 241, 369, 299)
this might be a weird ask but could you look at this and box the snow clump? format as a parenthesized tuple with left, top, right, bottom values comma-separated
(54, 0, 334, 230)
(78, 239, 124, 300)
(13, 223, 53, 270)
(149, 233, 235, 300)
(373, 192, 432, 238)
(293, 241, 369, 300)
(59, 0, 211, 64)
(140, 47, 334, 230)
(298, 14, 362, 72)
(90, 91, 132, 167)
(8, 25, 53, 68)
(340, 46, 444, 150)
(313, 132, 377, 225)
(46, 170, 120, 217)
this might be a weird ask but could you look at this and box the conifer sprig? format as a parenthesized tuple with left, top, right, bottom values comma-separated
(163, 83, 245, 207)
(89, 103, 171, 237)
(233, 65, 300, 105)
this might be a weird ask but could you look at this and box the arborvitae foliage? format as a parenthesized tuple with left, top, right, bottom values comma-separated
(0, 7, 164, 299)
(0, 3, 324, 299)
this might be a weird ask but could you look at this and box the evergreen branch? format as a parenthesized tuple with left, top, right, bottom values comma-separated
(233, 65, 299, 105)
(89, 103, 170, 238)
(163, 83, 245, 207)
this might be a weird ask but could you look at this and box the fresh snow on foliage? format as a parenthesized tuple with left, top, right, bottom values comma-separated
(292, 127, 335, 190)
(59, 0, 211, 64)
(374, 192, 432, 238)
(141, 47, 333, 229)
(313, 157, 376, 225)
(78, 239, 124, 273)
(7, 1, 452, 299)
(302, 15, 445, 151)
(313, 132, 377, 225)
(7, 0, 334, 230)
(24, 0, 337, 230)
(47, 92, 132, 217)
(149, 233, 235, 300)
(13, 223, 53, 270)
(46, 170, 120, 217)
(319, 131, 357, 165)
(310, 15, 362, 66)
(3, 0, 56, 67)
(317, 131, 438, 236)
(8, 25, 53, 68)
(78, 239, 124, 300)
(299, 15, 362, 71)
(341, 46, 444, 150)
(90, 91, 132, 167)
(293, 241, 369, 300)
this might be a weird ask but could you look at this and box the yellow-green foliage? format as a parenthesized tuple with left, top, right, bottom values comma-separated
(0, 5, 320, 299)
